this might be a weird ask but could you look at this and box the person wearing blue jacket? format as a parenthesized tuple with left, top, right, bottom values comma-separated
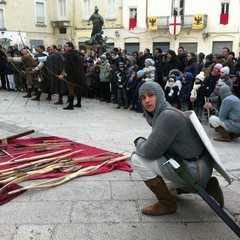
(209, 85, 240, 141)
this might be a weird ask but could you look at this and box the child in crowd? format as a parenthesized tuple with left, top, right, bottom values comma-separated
(190, 71, 206, 122)
(179, 72, 194, 111)
(126, 67, 138, 110)
(116, 62, 129, 109)
(204, 82, 226, 116)
(6, 53, 15, 91)
(143, 58, 156, 82)
(164, 76, 181, 108)
(217, 66, 233, 90)
(92, 64, 101, 99)
(205, 63, 222, 98)
(109, 64, 118, 103)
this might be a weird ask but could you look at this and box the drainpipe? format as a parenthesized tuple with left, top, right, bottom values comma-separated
(146, 0, 148, 26)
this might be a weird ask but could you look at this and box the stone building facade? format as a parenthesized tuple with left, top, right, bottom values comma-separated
(0, 0, 239, 55)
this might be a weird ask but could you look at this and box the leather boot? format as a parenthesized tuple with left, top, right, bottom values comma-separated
(31, 91, 41, 101)
(213, 126, 231, 142)
(23, 88, 32, 98)
(54, 94, 63, 105)
(205, 177, 224, 208)
(46, 93, 52, 100)
(142, 176, 177, 216)
(229, 132, 240, 139)
(63, 96, 74, 110)
(74, 95, 81, 108)
(32, 87, 38, 96)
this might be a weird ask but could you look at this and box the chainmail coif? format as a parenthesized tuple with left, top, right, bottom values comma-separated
(136, 82, 207, 161)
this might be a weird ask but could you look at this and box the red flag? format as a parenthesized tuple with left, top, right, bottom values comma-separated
(220, 14, 228, 25)
(129, 18, 136, 30)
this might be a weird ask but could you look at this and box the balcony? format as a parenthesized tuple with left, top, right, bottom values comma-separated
(50, 11, 70, 27)
(156, 14, 208, 29)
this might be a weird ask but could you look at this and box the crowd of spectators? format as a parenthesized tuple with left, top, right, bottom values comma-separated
(1, 43, 240, 118)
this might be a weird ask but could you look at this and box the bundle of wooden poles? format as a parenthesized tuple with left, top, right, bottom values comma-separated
(0, 147, 130, 195)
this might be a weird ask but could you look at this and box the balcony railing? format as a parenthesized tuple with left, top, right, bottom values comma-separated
(50, 11, 70, 22)
(156, 14, 208, 29)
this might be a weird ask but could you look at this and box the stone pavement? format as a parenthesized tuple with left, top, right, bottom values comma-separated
(0, 90, 240, 240)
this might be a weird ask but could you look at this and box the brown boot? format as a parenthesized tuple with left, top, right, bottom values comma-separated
(142, 176, 177, 216)
(31, 91, 41, 101)
(213, 126, 231, 142)
(229, 132, 240, 139)
(23, 88, 32, 98)
(54, 94, 63, 105)
(205, 177, 224, 208)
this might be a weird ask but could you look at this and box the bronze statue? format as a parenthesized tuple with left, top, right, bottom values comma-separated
(88, 6, 104, 38)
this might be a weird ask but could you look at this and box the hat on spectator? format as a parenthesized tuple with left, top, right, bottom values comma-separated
(168, 76, 176, 82)
(183, 72, 194, 81)
(195, 71, 205, 81)
(100, 54, 106, 60)
(144, 58, 155, 66)
(132, 66, 139, 72)
(214, 54, 224, 59)
(170, 70, 180, 76)
(206, 53, 213, 61)
(214, 63, 223, 71)
(118, 62, 125, 68)
(198, 52, 205, 60)
(137, 70, 145, 77)
(221, 66, 230, 75)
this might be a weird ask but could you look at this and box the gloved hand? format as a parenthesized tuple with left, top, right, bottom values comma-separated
(134, 137, 146, 147)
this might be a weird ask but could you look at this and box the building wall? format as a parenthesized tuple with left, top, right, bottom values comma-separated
(1, 0, 56, 48)
(1, 0, 240, 55)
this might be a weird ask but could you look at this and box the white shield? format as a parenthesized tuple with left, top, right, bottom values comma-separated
(169, 16, 181, 36)
(186, 111, 231, 184)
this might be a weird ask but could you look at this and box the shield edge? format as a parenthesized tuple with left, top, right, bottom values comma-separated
(186, 110, 231, 184)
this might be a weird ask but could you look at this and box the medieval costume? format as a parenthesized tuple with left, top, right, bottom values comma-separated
(209, 85, 240, 141)
(131, 82, 223, 216)
(62, 44, 87, 110)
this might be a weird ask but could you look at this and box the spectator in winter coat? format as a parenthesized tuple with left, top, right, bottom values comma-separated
(99, 54, 111, 102)
(217, 66, 233, 90)
(184, 52, 199, 77)
(222, 47, 235, 75)
(177, 46, 187, 73)
(109, 64, 118, 103)
(154, 48, 164, 86)
(205, 63, 222, 98)
(126, 67, 138, 110)
(197, 52, 205, 74)
(143, 58, 156, 82)
(164, 76, 181, 108)
(162, 50, 179, 87)
(190, 71, 206, 121)
(179, 72, 194, 111)
(116, 62, 128, 109)
(134, 70, 145, 113)
(209, 85, 240, 142)
(204, 82, 226, 116)
(202, 53, 214, 77)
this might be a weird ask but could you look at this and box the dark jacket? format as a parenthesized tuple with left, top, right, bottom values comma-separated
(64, 50, 86, 87)
(179, 80, 193, 103)
(184, 59, 199, 77)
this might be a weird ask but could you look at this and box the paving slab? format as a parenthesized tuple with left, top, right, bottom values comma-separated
(0, 90, 240, 239)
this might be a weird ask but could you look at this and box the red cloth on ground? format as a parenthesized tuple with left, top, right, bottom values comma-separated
(0, 136, 132, 204)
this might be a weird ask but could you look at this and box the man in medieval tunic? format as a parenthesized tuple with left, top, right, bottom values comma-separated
(131, 82, 225, 216)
